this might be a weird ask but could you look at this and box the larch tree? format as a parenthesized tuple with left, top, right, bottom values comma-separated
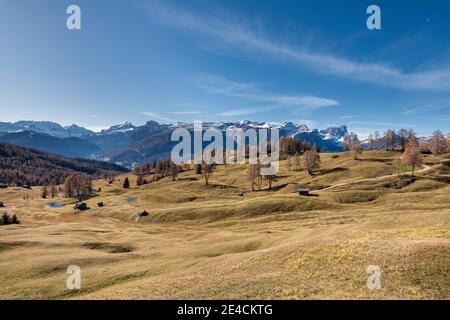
(374, 130, 381, 140)
(265, 174, 278, 190)
(293, 152, 301, 171)
(136, 174, 144, 186)
(50, 185, 58, 198)
(201, 162, 214, 185)
(302, 150, 321, 175)
(384, 129, 395, 151)
(352, 143, 362, 160)
(368, 134, 375, 150)
(431, 130, 447, 156)
(401, 133, 421, 176)
(170, 162, 178, 181)
(343, 134, 361, 160)
(397, 128, 409, 152)
(64, 174, 92, 201)
(286, 156, 292, 172)
(247, 163, 261, 191)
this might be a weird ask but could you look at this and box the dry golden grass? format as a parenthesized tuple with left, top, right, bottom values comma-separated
(0, 150, 448, 300)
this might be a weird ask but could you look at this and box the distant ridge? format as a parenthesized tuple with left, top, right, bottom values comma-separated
(0, 130, 100, 158)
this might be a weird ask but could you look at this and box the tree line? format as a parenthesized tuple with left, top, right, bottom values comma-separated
(366, 129, 450, 155)
(0, 143, 128, 187)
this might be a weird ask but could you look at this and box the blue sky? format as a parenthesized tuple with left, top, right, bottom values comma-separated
(1, 0, 450, 137)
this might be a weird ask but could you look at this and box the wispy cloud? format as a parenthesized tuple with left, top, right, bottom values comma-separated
(142, 111, 176, 123)
(191, 74, 339, 110)
(402, 100, 450, 115)
(218, 107, 273, 117)
(340, 115, 363, 120)
(348, 120, 415, 128)
(142, 110, 202, 122)
(165, 111, 202, 115)
(141, 0, 450, 92)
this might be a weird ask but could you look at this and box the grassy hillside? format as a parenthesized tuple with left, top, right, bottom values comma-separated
(0, 150, 448, 299)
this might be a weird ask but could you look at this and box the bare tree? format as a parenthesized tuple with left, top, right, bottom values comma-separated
(302, 150, 321, 175)
(431, 130, 447, 156)
(247, 164, 259, 191)
(286, 156, 292, 172)
(343, 134, 361, 160)
(170, 162, 178, 181)
(397, 128, 409, 152)
(50, 185, 58, 198)
(201, 162, 214, 185)
(293, 152, 301, 171)
(368, 134, 375, 150)
(136, 174, 144, 186)
(396, 158, 401, 176)
(374, 130, 380, 140)
(352, 143, 362, 160)
(384, 129, 395, 151)
(265, 175, 278, 190)
(343, 135, 353, 151)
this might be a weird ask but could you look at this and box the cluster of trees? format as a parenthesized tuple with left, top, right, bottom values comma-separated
(366, 129, 407, 151)
(246, 162, 282, 191)
(280, 137, 315, 155)
(279, 137, 321, 177)
(194, 163, 215, 185)
(0, 211, 20, 226)
(133, 159, 217, 187)
(63, 174, 92, 201)
(41, 185, 59, 199)
(133, 159, 187, 186)
(285, 151, 321, 175)
(0, 143, 128, 187)
(366, 129, 450, 156)
(247, 149, 321, 191)
(346, 129, 448, 176)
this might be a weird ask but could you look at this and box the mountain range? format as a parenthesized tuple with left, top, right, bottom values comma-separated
(0, 120, 353, 167)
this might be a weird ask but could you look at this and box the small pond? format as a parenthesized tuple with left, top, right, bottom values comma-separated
(47, 202, 65, 208)
(127, 197, 138, 203)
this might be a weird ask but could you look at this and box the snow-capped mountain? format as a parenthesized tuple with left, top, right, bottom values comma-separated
(99, 122, 136, 135)
(0, 120, 350, 166)
(319, 125, 348, 141)
(94, 120, 349, 166)
(64, 124, 96, 137)
(0, 121, 95, 138)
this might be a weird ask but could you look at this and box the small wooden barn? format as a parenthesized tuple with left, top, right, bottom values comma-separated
(298, 188, 310, 196)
